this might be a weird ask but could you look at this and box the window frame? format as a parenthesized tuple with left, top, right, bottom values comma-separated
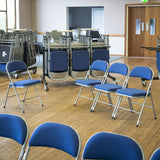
(0, 0, 16, 31)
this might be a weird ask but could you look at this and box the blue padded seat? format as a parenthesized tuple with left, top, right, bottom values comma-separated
(0, 114, 28, 145)
(0, 63, 6, 72)
(23, 122, 81, 160)
(156, 52, 160, 72)
(76, 79, 101, 87)
(95, 83, 123, 92)
(92, 49, 109, 63)
(151, 148, 160, 160)
(72, 50, 89, 71)
(82, 132, 144, 160)
(116, 88, 148, 97)
(10, 79, 41, 87)
(50, 50, 68, 73)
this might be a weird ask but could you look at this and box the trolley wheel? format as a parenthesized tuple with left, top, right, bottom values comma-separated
(44, 83, 49, 91)
(40, 77, 43, 84)
(142, 81, 146, 87)
(15, 74, 19, 79)
(33, 69, 37, 74)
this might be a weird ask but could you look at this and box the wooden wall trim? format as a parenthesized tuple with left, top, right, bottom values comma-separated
(37, 32, 45, 34)
(105, 34, 125, 37)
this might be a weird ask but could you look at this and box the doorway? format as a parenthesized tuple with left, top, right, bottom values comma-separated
(127, 5, 160, 58)
(67, 6, 104, 33)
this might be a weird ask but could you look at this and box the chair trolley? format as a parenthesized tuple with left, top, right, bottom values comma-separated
(41, 32, 111, 91)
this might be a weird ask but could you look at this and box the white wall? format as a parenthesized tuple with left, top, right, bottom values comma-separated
(19, 0, 32, 29)
(31, 0, 160, 33)
(19, 0, 160, 55)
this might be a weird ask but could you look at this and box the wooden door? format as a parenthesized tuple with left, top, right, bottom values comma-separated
(144, 6, 160, 57)
(128, 7, 145, 57)
(128, 6, 160, 58)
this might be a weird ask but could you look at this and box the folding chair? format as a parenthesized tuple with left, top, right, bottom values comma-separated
(23, 122, 81, 160)
(112, 66, 156, 127)
(74, 60, 109, 106)
(81, 132, 144, 160)
(0, 114, 29, 160)
(150, 147, 160, 160)
(4, 60, 44, 113)
(90, 63, 129, 112)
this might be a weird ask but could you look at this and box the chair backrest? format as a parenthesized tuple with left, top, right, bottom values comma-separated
(92, 49, 109, 63)
(6, 60, 27, 73)
(150, 148, 160, 160)
(108, 63, 129, 76)
(129, 66, 153, 80)
(25, 122, 81, 159)
(50, 50, 68, 73)
(72, 50, 89, 71)
(82, 132, 144, 160)
(90, 60, 108, 73)
(0, 113, 29, 147)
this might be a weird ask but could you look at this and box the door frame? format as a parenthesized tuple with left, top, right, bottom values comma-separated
(125, 2, 160, 57)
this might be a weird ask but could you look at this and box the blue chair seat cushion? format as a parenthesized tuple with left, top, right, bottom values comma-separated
(76, 79, 101, 86)
(95, 83, 122, 92)
(10, 79, 41, 87)
(116, 88, 148, 97)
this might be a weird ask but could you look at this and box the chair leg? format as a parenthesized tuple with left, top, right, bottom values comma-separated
(74, 86, 83, 106)
(107, 93, 112, 106)
(136, 96, 148, 127)
(34, 86, 44, 106)
(90, 87, 95, 99)
(128, 97, 133, 112)
(150, 94, 156, 119)
(112, 95, 123, 119)
(13, 87, 25, 113)
(90, 91, 101, 112)
(18, 144, 26, 160)
(23, 88, 28, 102)
(4, 84, 10, 108)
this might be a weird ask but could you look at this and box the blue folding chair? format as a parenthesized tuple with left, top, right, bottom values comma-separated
(82, 132, 144, 160)
(4, 60, 44, 113)
(90, 63, 129, 112)
(112, 66, 156, 127)
(23, 122, 81, 160)
(150, 147, 160, 160)
(74, 60, 109, 106)
(0, 114, 29, 160)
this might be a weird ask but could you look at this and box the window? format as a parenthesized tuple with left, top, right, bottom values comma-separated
(92, 7, 104, 34)
(0, 0, 16, 31)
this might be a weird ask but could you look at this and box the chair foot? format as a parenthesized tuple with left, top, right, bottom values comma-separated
(136, 124, 138, 127)
(74, 104, 76, 106)
(4, 105, 5, 108)
(23, 100, 25, 102)
(155, 117, 157, 119)
(22, 110, 25, 113)
(90, 109, 94, 112)
(42, 104, 44, 107)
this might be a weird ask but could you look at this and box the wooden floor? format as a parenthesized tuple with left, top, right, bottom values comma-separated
(0, 57, 160, 160)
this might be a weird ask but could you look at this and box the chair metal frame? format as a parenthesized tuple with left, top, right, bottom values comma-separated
(81, 132, 145, 160)
(4, 60, 43, 113)
(112, 66, 156, 127)
(90, 63, 130, 112)
(0, 113, 29, 160)
(74, 60, 109, 106)
(23, 122, 81, 160)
